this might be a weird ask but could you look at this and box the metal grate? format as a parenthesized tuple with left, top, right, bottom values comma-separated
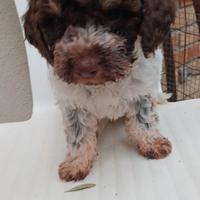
(162, 0, 200, 101)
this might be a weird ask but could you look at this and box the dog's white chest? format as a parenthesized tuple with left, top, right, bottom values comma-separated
(50, 75, 132, 119)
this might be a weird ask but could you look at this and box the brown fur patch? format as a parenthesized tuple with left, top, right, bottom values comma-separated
(137, 137, 172, 159)
(54, 26, 132, 84)
(100, 0, 118, 9)
(140, 0, 176, 56)
(48, 0, 61, 15)
(24, 0, 176, 77)
(100, 0, 141, 12)
(59, 158, 94, 181)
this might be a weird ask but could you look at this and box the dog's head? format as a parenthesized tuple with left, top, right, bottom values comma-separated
(24, 0, 176, 85)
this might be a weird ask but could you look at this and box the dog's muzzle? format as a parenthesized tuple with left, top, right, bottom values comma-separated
(53, 25, 133, 85)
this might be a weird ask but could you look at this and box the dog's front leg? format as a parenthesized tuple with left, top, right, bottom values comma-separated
(59, 108, 98, 181)
(125, 96, 172, 159)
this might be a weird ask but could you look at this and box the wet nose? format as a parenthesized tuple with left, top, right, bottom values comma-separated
(75, 58, 99, 78)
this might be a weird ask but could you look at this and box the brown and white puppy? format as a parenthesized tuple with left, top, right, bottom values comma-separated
(24, 0, 176, 181)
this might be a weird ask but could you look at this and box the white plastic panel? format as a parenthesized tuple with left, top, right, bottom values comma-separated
(0, 99, 200, 200)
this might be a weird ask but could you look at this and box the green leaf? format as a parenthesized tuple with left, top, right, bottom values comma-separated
(65, 183, 96, 192)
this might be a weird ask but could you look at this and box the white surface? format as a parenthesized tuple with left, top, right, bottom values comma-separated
(0, 1, 200, 200)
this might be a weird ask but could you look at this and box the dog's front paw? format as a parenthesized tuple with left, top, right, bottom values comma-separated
(58, 157, 94, 182)
(137, 137, 172, 159)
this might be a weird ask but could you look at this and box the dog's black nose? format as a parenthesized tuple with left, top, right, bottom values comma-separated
(74, 58, 99, 79)
(78, 70, 98, 78)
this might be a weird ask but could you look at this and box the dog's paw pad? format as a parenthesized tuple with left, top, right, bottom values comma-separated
(58, 160, 92, 182)
(137, 137, 172, 159)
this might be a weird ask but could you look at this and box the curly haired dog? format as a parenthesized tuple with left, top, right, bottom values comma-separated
(24, 0, 176, 181)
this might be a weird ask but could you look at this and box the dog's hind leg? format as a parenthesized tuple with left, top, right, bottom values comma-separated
(59, 108, 98, 181)
(124, 96, 172, 159)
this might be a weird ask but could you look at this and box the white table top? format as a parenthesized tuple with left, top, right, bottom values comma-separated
(0, 99, 200, 200)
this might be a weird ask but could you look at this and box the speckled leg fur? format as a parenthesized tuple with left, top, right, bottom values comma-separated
(59, 108, 98, 181)
(125, 96, 172, 159)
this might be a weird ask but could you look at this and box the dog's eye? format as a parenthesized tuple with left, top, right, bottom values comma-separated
(118, 46, 127, 54)
(107, 9, 133, 20)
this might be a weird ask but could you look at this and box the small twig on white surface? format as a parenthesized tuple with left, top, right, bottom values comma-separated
(65, 184, 96, 192)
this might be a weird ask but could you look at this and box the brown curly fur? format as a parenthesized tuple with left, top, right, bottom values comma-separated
(24, 0, 176, 65)
(53, 26, 132, 84)
(140, 0, 176, 57)
(136, 135, 172, 159)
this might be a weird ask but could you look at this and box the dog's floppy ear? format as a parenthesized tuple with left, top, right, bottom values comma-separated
(100, 0, 141, 11)
(23, 0, 61, 64)
(100, 0, 115, 9)
(140, 0, 176, 57)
